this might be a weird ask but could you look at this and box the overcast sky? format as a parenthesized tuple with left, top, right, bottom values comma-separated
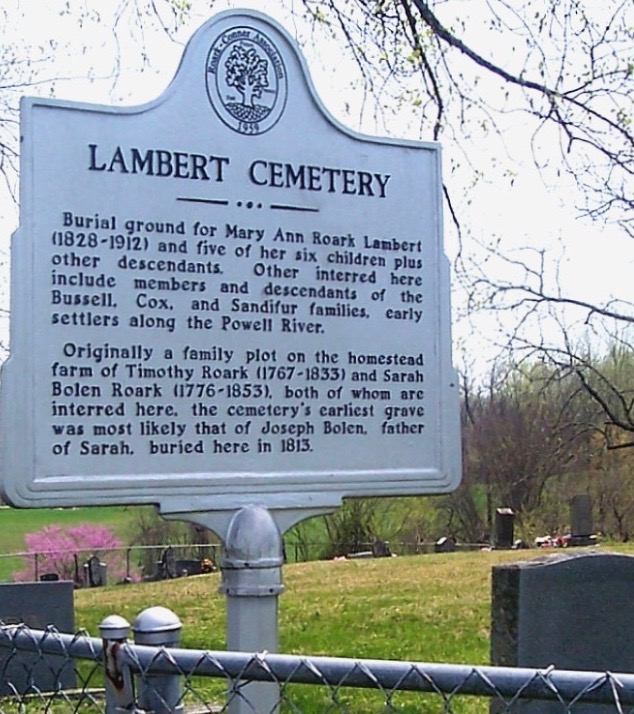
(2, 0, 632, 374)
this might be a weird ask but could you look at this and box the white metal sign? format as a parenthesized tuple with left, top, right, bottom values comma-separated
(0, 10, 461, 513)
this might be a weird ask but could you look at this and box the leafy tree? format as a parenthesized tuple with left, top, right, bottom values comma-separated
(225, 43, 268, 108)
(321, 499, 379, 558)
(13, 523, 130, 583)
(591, 457, 634, 542)
(460, 360, 593, 529)
(130, 506, 216, 577)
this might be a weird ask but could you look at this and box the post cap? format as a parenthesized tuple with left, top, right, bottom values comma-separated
(99, 614, 130, 640)
(133, 606, 182, 643)
(223, 504, 284, 569)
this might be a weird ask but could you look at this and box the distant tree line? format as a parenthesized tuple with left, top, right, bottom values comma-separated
(286, 344, 634, 555)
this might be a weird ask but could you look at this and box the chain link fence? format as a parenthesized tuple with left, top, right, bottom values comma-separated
(1, 618, 633, 713)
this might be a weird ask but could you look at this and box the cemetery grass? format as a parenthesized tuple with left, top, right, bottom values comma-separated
(73, 548, 547, 713)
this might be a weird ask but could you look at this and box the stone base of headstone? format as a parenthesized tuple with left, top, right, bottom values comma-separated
(0, 581, 75, 695)
(512, 539, 529, 550)
(567, 535, 598, 548)
(175, 559, 202, 576)
(491, 552, 634, 714)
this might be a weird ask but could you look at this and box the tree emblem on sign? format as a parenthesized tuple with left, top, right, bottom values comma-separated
(225, 44, 269, 110)
(224, 43, 270, 122)
(206, 26, 287, 135)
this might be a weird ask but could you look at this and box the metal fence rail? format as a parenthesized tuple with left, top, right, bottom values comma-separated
(1, 620, 634, 713)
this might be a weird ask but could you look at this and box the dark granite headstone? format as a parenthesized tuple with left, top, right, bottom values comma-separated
(372, 540, 392, 558)
(494, 508, 514, 549)
(83, 554, 107, 587)
(0, 581, 75, 695)
(570, 495, 595, 546)
(434, 536, 456, 553)
(491, 552, 634, 713)
(160, 546, 177, 579)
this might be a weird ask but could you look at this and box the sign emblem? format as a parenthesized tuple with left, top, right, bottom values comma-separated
(206, 26, 287, 135)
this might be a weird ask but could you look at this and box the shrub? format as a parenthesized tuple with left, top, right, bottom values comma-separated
(13, 523, 131, 584)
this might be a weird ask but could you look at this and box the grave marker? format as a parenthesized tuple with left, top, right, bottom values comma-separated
(0, 582, 75, 695)
(159, 546, 177, 580)
(491, 552, 634, 713)
(83, 554, 107, 587)
(570, 494, 596, 546)
(494, 508, 514, 549)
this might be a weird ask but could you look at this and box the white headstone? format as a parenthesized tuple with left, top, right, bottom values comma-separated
(0, 10, 461, 513)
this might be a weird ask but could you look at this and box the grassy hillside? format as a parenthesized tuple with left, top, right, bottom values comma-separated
(74, 549, 561, 658)
(75, 548, 628, 712)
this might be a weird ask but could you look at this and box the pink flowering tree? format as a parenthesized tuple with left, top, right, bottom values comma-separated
(13, 523, 131, 584)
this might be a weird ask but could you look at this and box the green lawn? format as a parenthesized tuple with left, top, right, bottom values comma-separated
(2, 539, 631, 711)
(77, 548, 548, 659)
(74, 547, 614, 713)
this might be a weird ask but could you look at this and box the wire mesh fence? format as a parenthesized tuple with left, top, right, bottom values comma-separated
(1, 620, 633, 714)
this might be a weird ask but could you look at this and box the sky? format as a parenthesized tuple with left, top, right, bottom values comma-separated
(2, 0, 632, 376)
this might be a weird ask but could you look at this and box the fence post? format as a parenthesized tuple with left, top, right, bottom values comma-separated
(133, 606, 183, 714)
(100, 615, 136, 714)
(219, 504, 284, 714)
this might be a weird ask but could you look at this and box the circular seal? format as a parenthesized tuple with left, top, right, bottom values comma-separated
(206, 26, 287, 135)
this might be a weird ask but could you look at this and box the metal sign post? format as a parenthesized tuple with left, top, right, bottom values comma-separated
(219, 506, 285, 713)
(1, 10, 462, 714)
(168, 504, 333, 714)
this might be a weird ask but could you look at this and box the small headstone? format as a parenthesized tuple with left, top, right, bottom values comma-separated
(160, 546, 177, 579)
(434, 536, 456, 553)
(494, 508, 514, 549)
(83, 554, 107, 587)
(39, 572, 59, 582)
(372, 540, 392, 558)
(491, 552, 634, 713)
(0, 581, 75, 695)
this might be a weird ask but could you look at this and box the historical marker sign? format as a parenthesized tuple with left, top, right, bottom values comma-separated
(0, 10, 461, 513)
